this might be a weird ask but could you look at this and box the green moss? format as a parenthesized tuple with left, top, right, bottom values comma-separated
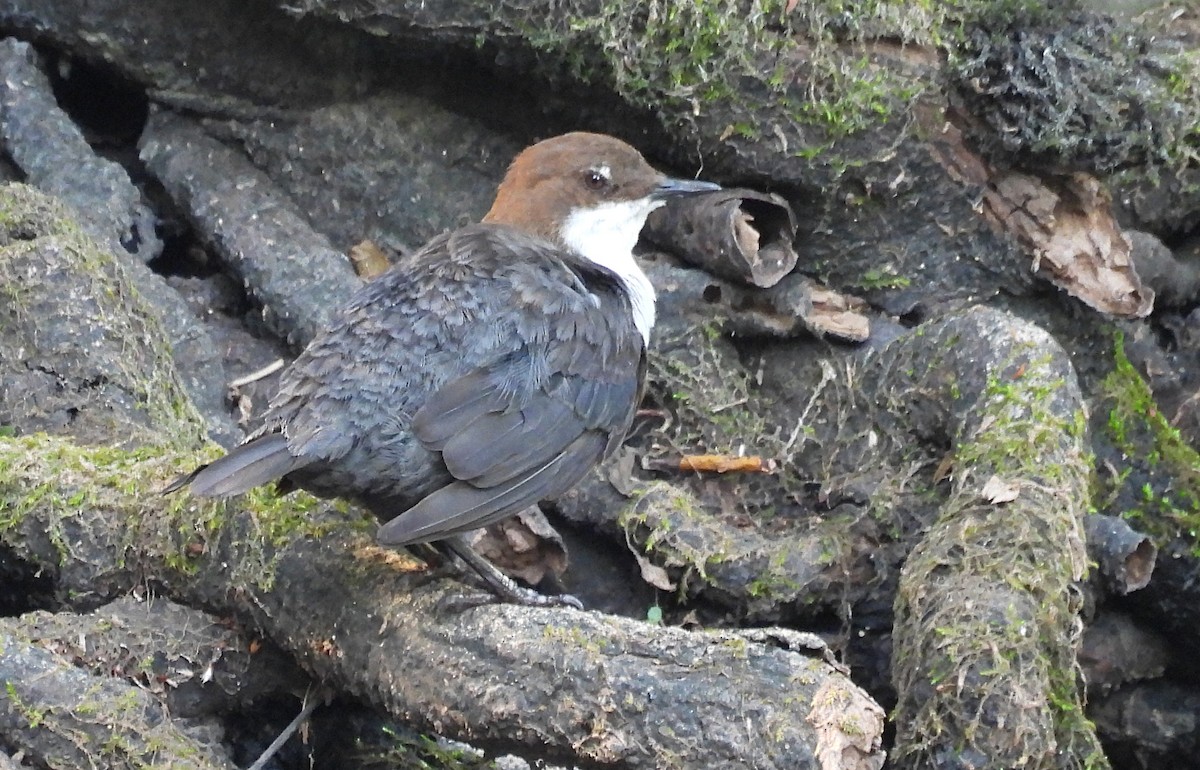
(944, 7, 1200, 176)
(647, 321, 797, 523)
(0, 184, 207, 450)
(618, 483, 733, 583)
(719, 635, 750, 658)
(0, 433, 348, 591)
(745, 546, 806, 600)
(955, 354, 1085, 485)
(853, 266, 912, 290)
(891, 332, 1101, 768)
(1098, 331, 1200, 551)
(362, 727, 496, 770)
(542, 623, 607, 656)
(651, 321, 764, 450)
(507, 0, 940, 152)
(5, 681, 45, 728)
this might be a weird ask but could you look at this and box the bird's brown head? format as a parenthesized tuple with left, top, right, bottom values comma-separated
(485, 132, 718, 344)
(483, 132, 718, 249)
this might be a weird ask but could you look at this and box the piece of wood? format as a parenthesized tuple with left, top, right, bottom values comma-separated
(1084, 514, 1157, 596)
(642, 189, 799, 288)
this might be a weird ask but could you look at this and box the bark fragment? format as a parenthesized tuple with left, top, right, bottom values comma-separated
(1084, 514, 1157, 596)
(932, 119, 1153, 318)
(643, 189, 799, 288)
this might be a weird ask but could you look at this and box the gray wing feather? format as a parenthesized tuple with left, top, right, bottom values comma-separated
(166, 433, 311, 498)
(411, 374, 509, 449)
(376, 432, 607, 545)
(380, 333, 641, 544)
(414, 352, 639, 491)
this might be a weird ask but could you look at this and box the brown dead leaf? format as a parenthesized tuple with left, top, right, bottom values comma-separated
(348, 239, 391, 279)
(932, 452, 955, 484)
(468, 508, 568, 585)
(605, 446, 642, 497)
(623, 528, 677, 591)
(632, 550, 677, 591)
(807, 680, 886, 770)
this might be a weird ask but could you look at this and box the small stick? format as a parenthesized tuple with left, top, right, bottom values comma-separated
(646, 454, 774, 474)
(228, 359, 285, 389)
(246, 685, 324, 770)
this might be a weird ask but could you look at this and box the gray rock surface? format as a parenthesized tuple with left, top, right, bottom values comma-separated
(141, 111, 362, 348)
(211, 96, 519, 255)
(0, 38, 161, 262)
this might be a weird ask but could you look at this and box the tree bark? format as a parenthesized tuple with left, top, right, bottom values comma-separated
(0, 432, 882, 769)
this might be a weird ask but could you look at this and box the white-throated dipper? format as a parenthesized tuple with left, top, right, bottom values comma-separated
(167, 132, 719, 606)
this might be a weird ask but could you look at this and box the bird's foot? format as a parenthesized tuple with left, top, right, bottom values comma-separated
(437, 535, 584, 610)
(439, 586, 583, 612)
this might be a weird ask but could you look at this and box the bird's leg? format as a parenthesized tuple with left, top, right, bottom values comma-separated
(437, 535, 583, 610)
(406, 541, 460, 579)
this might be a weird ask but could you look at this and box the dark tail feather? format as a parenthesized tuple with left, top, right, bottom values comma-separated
(163, 433, 310, 498)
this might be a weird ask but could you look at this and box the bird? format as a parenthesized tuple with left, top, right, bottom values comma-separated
(166, 131, 720, 606)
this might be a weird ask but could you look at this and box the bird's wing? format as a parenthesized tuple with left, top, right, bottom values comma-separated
(376, 433, 608, 545)
(376, 333, 644, 546)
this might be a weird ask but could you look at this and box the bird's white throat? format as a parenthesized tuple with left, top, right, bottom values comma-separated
(561, 198, 661, 345)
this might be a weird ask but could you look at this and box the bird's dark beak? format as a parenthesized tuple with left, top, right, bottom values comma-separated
(652, 177, 721, 200)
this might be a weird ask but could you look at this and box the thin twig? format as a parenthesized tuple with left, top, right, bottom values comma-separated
(246, 685, 323, 770)
(228, 359, 285, 389)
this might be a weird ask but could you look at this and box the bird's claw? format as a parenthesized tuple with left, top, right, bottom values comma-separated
(437, 586, 583, 612)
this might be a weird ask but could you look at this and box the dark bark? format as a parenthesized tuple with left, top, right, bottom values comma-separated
(140, 112, 362, 349)
(1085, 514, 1157, 596)
(0, 631, 236, 770)
(1090, 680, 1200, 769)
(5, 596, 307, 720)
(1078, 611, 1168, 698)
(642, 190, 798, 288)
(0, 39, 159, 262)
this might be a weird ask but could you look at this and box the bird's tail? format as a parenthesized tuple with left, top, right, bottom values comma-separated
(163, 433, 309, 498)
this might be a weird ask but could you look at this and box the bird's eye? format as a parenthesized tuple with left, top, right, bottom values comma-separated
(584, 168, 609, 190)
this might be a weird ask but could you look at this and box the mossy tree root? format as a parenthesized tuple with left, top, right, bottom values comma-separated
(883, 308, 1108, 770)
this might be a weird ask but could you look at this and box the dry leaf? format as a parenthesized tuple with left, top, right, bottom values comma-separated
(624, 527, 676, 591)
(806, 680, 886, 770)
(469, 509, 568, 585)
(980, 474, 1020, 504)
(348, 239, 391, 279)
(632, 550, 677, 591)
